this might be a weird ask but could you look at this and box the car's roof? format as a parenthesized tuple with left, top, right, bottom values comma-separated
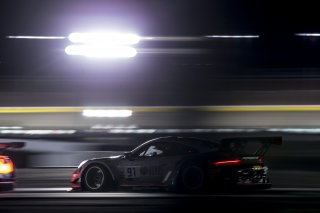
(139, 136, 219, 151)
(137, 136, 277, 156)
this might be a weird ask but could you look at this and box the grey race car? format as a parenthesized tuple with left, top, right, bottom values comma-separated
(70, 136, 281, 192)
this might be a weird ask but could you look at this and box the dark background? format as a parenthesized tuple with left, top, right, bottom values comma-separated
(1, 0, 320, 107)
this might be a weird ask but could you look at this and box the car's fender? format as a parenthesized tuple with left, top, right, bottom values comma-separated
(80, 160, 116, 182)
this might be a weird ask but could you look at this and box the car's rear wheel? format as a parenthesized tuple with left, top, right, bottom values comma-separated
(178, 165, 206, 193)
(81, 163, 114, 192)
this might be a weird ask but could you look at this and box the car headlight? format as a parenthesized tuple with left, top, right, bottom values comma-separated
(0, 158, 14, 174)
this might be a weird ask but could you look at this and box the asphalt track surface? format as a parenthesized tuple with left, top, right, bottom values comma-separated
(4, 134, 320, 213)
(2, 187, 320, 213)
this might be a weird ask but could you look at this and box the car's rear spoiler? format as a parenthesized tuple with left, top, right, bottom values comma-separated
(220, 137, 282, 145)
(220, 136, 282, 157)
(0, 142, 25, 150)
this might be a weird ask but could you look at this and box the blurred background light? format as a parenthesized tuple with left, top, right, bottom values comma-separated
(65, 44, 137, 58)
(204, 35, 259, 38)
(295, 33, 320, 37)
(6, 35, 65, 39)
(82, 109, 132, 117)
(0, 126, 23, 129)
(68, 32, 140, 44)
(0, 130, 76, 135)
(90, 124, 138, 129)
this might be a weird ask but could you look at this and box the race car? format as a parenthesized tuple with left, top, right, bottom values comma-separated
(70, 136, 281, 193)
(0, 142, 24, 191)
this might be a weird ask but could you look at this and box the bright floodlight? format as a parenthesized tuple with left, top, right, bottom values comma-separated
(65, 44, 137, 58)
(68, 32, 140, 44)
(82, 109, 132, 118)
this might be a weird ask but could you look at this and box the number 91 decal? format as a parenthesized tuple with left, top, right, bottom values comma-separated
(124, 167, 141, 178)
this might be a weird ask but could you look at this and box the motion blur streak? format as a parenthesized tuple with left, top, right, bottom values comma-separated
(2, 105, 320, 114)
(202, 105, 320, 112)
(6, 36, 65, 39)
(65, 45, 137, 58)
(82, 109, 132, 117)
(205, 35, 259, 38)
(295, 33, 320, 37)
(140, 35, 259, 41)
(68, 32, 140, 44)
(0, 130, 76, 135)
(138, 48, 206, 54)
(0, 107, 82, 113)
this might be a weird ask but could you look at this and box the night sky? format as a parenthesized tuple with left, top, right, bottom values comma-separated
(0, 0, 320, 106)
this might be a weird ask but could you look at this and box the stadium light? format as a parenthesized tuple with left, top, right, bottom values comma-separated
(68, 32, 140, 44)
(65, 44, 137, 58)
(65, 32, 139, 58)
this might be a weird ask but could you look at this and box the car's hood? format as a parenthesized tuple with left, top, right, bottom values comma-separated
(89, 155, 124, 162)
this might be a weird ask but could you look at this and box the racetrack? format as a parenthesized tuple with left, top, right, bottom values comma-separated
(2, 188, 320, 213)
(13, 168, 320, 189)
(3, 133, 320, 213)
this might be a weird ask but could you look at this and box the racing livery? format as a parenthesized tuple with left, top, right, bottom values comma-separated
(70, 136, 281, 192)
(0, 142, 24, 191)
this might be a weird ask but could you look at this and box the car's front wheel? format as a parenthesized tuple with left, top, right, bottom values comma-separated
(81, 163, 114, 192)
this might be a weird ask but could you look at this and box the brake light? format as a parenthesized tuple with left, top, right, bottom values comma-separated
(0, 158, 14, 174)
(214, 159, 241, 166)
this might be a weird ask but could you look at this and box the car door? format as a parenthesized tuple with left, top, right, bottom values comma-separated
(137, 141, 180, 186)
(117, 140, 189, 186)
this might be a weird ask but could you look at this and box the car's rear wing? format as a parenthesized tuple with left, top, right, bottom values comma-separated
(0, 142, 25, 150)
(219, 136, 282, 157)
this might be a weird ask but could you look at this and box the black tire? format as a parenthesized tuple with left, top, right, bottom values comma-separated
(177, 165, 206, 193)
(81, 163, 114, 192)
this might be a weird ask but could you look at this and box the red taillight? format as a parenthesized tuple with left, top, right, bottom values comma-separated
(0, 158, 14, 174)
(214, 159, 241, 166)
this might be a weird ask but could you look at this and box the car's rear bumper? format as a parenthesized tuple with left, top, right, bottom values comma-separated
(209, 165, 271, 190)
(236, 166, 271, 188)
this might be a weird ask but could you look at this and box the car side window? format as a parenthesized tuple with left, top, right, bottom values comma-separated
(142, 141, 196, 157)
(137, 142, 169, 157)
(144, 145, 164, 156)
(133, 140, 196, 158)
(133, 143, 164, 157)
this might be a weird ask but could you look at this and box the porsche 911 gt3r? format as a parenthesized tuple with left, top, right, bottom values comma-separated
(70, 136, 281, 193)
(0, 142, 25, 191)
